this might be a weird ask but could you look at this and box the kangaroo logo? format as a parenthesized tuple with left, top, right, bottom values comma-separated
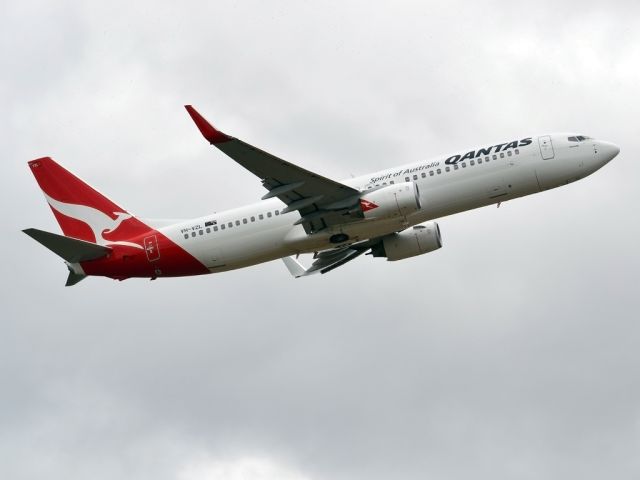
(360, 199, 379, 212)
(44, 194, 143, 249)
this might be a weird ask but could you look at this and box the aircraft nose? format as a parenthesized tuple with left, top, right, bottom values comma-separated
(598, 141, 620, 163)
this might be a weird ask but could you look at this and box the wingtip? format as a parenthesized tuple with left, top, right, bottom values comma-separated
(282, 256, 307, 278)
(184, 105, 232, 144)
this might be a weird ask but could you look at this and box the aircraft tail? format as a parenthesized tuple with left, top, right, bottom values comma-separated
(27, 157, 150, 244)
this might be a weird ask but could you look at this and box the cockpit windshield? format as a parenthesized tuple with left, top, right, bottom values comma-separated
(568, 135, 592, 142)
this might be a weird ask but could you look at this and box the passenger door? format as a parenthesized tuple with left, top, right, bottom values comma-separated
(538, 135, 555, 160)
(143, 235, 160, 262)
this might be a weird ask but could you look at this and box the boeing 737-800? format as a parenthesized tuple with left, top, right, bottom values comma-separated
(23, 106, 619, 285)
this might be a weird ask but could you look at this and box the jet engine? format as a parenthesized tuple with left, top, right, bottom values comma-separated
(371, 222, 442, 261)
(359, 182, 421, 220)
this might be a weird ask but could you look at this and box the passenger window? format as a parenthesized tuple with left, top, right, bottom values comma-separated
(507, 150, 512, 156)
(251, 216, 256, 222)
(445, 166, 450, 172)
(390, 180, 395, 184)
(235, 220, 240, 226)
(206, 227, 211, 233)
(221, 224, 225, 230)
(199, 230, 203, 235)
(492, 154, 497, 160)
(454, 164, 459, 170)
(184, 234, 189, 239)
(514, 149, 519, 155)
(462, 163, 467, 168)
(478, 158, 482, 164)
(214, 226, 218, 231)
(485, 156, 489, 162)
(243, 218, 248, 224)
(421, 172, 426, 178)
(259, 214, 264, 220)
(500, 152, 504, 158)
(405, 177, 410, 182)
(429, 171, 434, 176)
(470, 160, 475, 166)
(191, 232, 196, 237)
(267, 212, 272, 218)
(228, 222, 233, 228)
(436, 168, 441, 174)
(275, 210, 280, 216)
(413, 175, 418, 180)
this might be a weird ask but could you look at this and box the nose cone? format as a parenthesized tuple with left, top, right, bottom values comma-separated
(598, 141, 620, 163)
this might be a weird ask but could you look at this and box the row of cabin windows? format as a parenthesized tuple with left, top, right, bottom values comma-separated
(369, 148, 520, 188)
(184, 209, 281, 239)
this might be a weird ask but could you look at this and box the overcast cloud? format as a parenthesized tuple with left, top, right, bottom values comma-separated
(2, 1, 640, 479)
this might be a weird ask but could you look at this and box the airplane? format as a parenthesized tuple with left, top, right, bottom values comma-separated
(23, 105, 620, 286)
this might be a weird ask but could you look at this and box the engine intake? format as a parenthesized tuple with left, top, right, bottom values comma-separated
(372, 222, 442, 261)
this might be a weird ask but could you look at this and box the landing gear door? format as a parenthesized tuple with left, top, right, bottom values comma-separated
(144, 235, 160, 262)
(538, 135, 555, 160)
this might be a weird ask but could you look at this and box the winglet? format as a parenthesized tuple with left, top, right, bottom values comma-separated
(282, 256, 307, 278)
(184, 105, 232, 144)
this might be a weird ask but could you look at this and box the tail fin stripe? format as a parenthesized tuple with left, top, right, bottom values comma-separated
(44, 193, 132, 245)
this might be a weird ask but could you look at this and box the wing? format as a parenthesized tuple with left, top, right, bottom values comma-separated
(282, 248, 365, 277)
(185, 105, 363, 233)
(281, 238, 382, 277)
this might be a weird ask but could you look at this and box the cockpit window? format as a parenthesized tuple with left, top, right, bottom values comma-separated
(568, 135, 591, 142)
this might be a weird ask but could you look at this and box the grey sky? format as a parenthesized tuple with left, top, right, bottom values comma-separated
(2, 1, 639, 479)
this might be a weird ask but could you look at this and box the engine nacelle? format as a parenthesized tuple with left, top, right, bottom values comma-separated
(359, 182, 421, 220)
(372, 222, 442, 261)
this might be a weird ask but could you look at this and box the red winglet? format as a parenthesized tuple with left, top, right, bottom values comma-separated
(184, 105, 232, 144)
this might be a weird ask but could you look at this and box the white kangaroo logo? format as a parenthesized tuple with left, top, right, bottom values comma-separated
(44, 194, 143, 249)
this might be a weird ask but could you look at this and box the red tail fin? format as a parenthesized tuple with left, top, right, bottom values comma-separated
(28, 157, 150, 244)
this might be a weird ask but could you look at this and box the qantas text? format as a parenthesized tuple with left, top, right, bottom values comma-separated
(444, 138, 532, 165)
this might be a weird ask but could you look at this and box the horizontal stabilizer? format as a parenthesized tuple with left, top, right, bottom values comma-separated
(23, 228, 111, 263)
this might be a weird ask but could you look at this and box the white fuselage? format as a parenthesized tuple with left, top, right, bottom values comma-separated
(160, 134, 618, 272)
